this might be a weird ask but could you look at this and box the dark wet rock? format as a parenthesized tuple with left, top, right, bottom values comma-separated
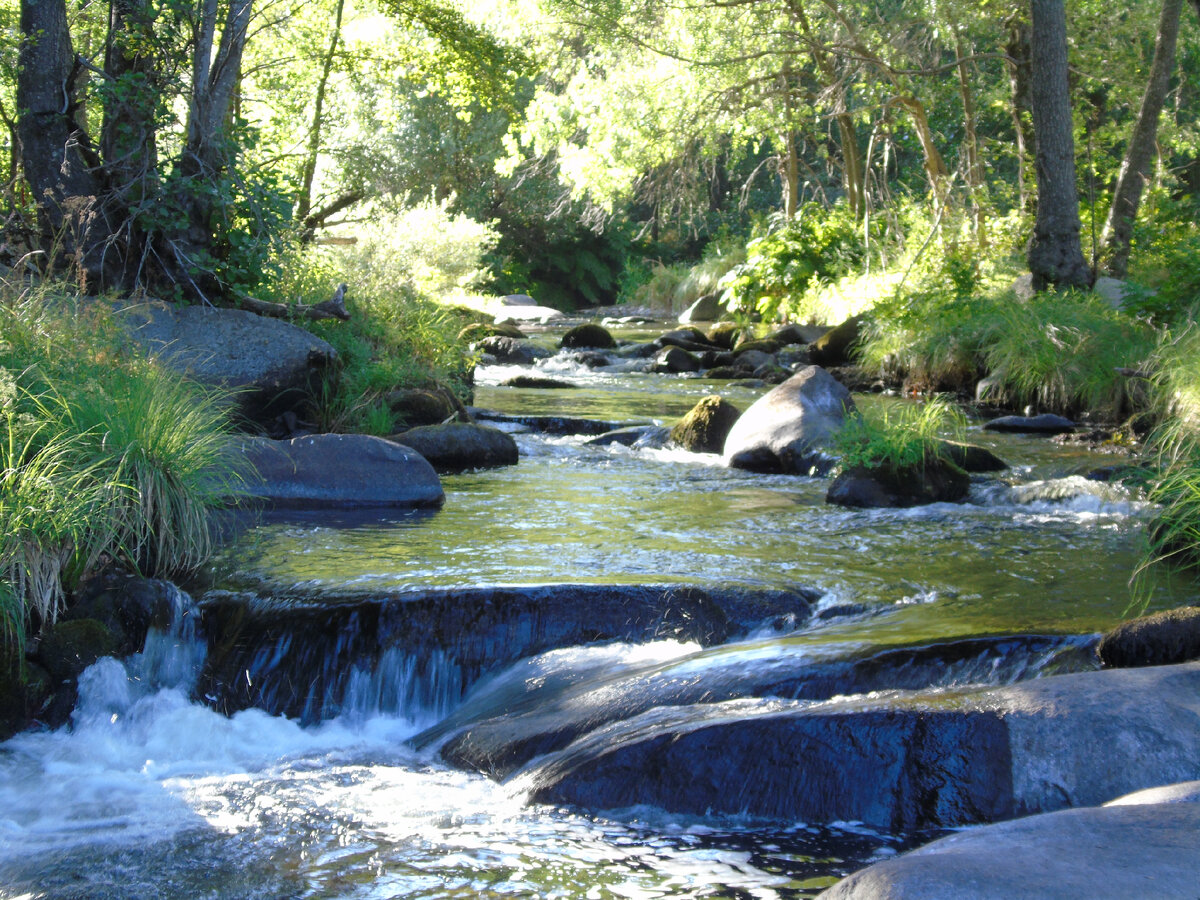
(391, 423, 518, 472)
(983, 413, 1076, 434)
(384, 387, 458, 426)
(502, 375, 578, 390)
(473, 336, 553, 365)
(37, 619, 120, 685)
(586, 426, 671, 448)
(776, 346, 812, 369)
(656, 328, 720, 354)
(733, 349, 775, 371)
(611, 341, 662, 359)
(63, 575, 181, 656)
(238, 434, 445, 508)
(705, 365, 753, 380)
(0, 652, 50, 739)
(705, 322, 741, 350)
(524, 661, 1200, 830)
(1098, 607, 1200, 668)
(470, 410, 642, 436)
(671, 396, 742, 453)
(819, 785, 1200, 899)
(732, 338, 782, 355)
(768, 323, 824, 346)
(808, 314, 865, 367)
(678, 292, 723, 324)
(724, 366, 856, 474)
(119, 301, 337, 425)
(430, 634, 1093, 782)
(561, 323, 617, 350)
(755, 364, 791, 384)
(654, 345, 702, 374)
(567, 351, 614, 369)
(940, 441, 1008, 472)
(196, 584, 817, 723)
(827, 365, 886, 392)
(826, 459, 970, 508)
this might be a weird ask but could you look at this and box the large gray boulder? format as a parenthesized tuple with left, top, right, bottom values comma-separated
(678, 292, 723, 324)
(237, 434, 444, 508)
(819, 782, 1200, 899)
(723, 366, 856, 473)
(523, 662, 1200, 830)
(389, 423, 519, 472)
(119, 301, 337, 423)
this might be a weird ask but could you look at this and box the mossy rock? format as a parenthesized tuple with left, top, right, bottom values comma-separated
(458, 321, 525, 343)
(503, 375, 579, 389)
(705, 322, 742, 350)
(561, 323, 617, 350)
(671, 396, 743, 453)
(37, 618, 121, 683)
(1098, 607, 1200, 668)
(706, 365, 752, 380)
(64, 574, 179, 656)
(809, 314, 865, 367)
(386, 387, 458, 426)
(826, 458, 970, 508)
(733, 338, 782, 355)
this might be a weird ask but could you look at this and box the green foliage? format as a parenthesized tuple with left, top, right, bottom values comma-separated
(1124, 194, 1200, 326)
(270, 241, 477, 434)
(721, 203, 869, 322)
(0, 281, 239, 641)
(833, 397, 966, 473)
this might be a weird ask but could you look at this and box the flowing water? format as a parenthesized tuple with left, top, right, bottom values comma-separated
(1, 326, 1193, 899)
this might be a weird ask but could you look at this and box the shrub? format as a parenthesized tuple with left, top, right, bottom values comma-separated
(833, 397, 966, 473)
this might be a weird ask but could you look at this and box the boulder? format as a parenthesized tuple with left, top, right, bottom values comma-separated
(732, 349, 775, 371)
(237, 433, 444, 508)
(768, 323, 825, 346)
(1093, 276, 1138, 311)
(494, 305, 565, 323)
(585, 425, 672, 448)
(561, 323, 617, 350)
(473, 336, 553, 365)
(940, 441, 1008, 472)
(678, 292, 723, 324)
(390, 423, 519, 472)
(732, 337, 781, 355)
(808, 314, 865, 367)
(1098, 606, 1200, 668)
(118, 301, 337, 424)
(654, 345, 702, 373)
(62, 575, 182, 656)
(723, 366, 856, 473)
(705, 322, 742, 349)
(384, 387, 458, 426)
(826, 458, 970, 508)
(819, 784, 1200, 899)
(458, 321, 525, 343)
(523, 662, 1200, 830)
(983, 413, 1076, 435)
(670, 396, 742, 453)
(500, 293, 538, 306)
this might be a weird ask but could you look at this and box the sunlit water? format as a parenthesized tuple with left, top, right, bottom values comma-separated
(3, 337, 1194, 899)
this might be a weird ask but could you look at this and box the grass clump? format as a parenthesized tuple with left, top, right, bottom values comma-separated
(0, 283, 239, 646)
(833, 397, 967, 473)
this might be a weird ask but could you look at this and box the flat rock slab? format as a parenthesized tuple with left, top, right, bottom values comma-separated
(522, 662, 1200, 831)
(983, 413, 1076, 434)
(119, 302, 336, 422)
(820, 785, 1200, 899)
(236, 434, 444, 509)
(196, 584, 818, 723)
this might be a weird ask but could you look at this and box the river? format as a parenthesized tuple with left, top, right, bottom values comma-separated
(0, 321, 1188, 898)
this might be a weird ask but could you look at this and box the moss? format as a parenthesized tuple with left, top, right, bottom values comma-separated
(671, 396, 743, 453)
(37, 618, 121, 683)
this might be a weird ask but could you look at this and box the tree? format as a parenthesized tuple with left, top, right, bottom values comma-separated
(1099, 0, 1186, 278)
(1027, 0, 1092, 291)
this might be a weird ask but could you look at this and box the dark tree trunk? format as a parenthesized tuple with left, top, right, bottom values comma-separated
(17, 0, 115, 287)
(1027, 0, 1091, 291)
(1100, 0, 1184, 278)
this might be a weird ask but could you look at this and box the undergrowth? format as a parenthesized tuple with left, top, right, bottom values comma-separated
(833, 397, 966, 473)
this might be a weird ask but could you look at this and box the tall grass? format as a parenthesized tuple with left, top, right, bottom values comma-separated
(833, 397, 967, 472)
(0, 281, 239, 643)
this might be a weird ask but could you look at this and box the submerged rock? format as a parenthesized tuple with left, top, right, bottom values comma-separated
(523, 662, 1200, 830)
(586, 425, 672, 448)
(654, 345, 702, 373)
(238, 434, 445, 508)
(724, 366, 856, 474)
(470, 410, 642, 436)
(670, 396, 742, 453)
(390, 423, 518, 472)
(983, 413, 1076, 435)
(819, 783, 1200, 899)
(1098, 606, 1200, 668)
(502, 375, 578, 390)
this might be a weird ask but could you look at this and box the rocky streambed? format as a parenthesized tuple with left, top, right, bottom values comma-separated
(3, 311, 1199, 899)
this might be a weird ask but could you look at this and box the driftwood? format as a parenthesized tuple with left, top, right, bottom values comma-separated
(239, 283, 350, 322)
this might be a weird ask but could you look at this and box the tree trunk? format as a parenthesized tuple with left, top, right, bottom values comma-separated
(1099, 0, 1184, 278)
(17, 0, 114, 287)
(1006, 17, 1036, 214)
(1027, 0, 1091, 291)
(296, 0, 346, 232)
(956, 33, 987, 246)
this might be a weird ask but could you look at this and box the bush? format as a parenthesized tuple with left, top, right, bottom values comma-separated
(833, 397, 966, 473)
(720, 202, 869, 323)
(0, 283, 240, 643)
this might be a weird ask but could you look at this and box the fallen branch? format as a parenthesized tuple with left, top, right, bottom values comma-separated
(239, 283, 350, 321)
